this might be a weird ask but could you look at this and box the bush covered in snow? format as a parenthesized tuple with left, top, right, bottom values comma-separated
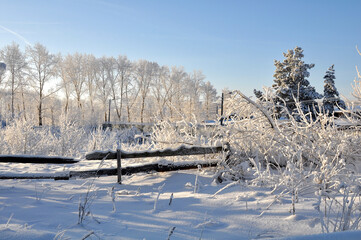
(0, 115, 143, 158)
(213, 91, 361, 232)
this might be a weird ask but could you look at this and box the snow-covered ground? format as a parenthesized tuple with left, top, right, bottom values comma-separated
(0, 159, 359, 240)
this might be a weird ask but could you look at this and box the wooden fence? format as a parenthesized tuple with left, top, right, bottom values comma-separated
(0, 144, 230, 183)
(85, 144, 230, 184)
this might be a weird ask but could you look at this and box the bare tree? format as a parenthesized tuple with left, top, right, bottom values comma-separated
(0, 42, 27, 119)
(26, 43, 59, 126)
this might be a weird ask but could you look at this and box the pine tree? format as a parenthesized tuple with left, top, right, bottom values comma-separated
(323, 65, 346, 115)
(272, 46, 322, 118)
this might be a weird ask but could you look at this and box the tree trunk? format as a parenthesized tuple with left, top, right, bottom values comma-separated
(38, 104, 42, 126)
(119, 77, 124, 121)
(21, 91, 27, 121)
(140, 96, 145, 123)
(127, 105, 131, 122)
(51, 106, 55, 126)
(38, 94, 43, 126)
(11, 72, 15, 119)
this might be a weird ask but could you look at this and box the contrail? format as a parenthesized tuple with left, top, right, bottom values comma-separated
(0, 24, 32, 46)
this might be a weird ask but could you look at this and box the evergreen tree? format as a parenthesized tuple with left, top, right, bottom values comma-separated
(272, 46, 322, 118)
(323, 65, 346, 115)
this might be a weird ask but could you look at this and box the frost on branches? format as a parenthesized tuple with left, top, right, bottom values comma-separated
(323, 65, 346, 115)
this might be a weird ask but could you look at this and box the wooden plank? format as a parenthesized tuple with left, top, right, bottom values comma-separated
(0, 155, 78, 164)
(85, 145, 225, 160)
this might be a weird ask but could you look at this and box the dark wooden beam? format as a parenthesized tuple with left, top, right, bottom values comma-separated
(85, 145, 225, 160)
(0, 155, 78, 164)
(69, 160, 218, 179)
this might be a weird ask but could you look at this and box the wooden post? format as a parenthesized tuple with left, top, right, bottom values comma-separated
(117, 148, 121, 184)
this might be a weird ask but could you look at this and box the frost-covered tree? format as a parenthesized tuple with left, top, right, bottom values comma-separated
(83, 54, 99, 116)
(58, 55, 72, 114)
(185, 70, 205, 121)
(0, 42, 27, 118)
(201, 81, 218, 120)
(134, 60, 157, 123)
(322, 65, 346, 115)
(0, 41, 214, 124)
(353, 46, 361, 101)
(272, 46, 322, 118)
(115, 55, 132, 121)
(151, 65, 170, 120)
(167, 66, 188, 120)
(0, 62, 5, 84)
(26, 43, 59, 126)
(96, 56, 113, 122)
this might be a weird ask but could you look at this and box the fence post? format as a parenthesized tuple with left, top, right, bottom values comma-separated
(117, 148, 122, 184)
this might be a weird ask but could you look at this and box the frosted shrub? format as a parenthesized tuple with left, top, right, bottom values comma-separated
(78, 181, 98, 224)
(315, 177, 361, 233)
(215, 91, 361, 227)
(212, 92, 277, 182)
(55, 116, 89, 157)
(151, 119, 220, 148)
(86, 127, 118, 152)
(313, 154, 361, 233)
(1, 118, 33, 154)
(220, 91, 361, 172)
(0, 118, 57, 155)
(0, 114, 142, 158)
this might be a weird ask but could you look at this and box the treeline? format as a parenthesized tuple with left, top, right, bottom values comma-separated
(0, 42, 219, 126)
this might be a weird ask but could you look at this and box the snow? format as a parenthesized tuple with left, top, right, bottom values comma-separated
(1, 158, 354, 240)
(0, 148, 360, 239)
(278, 230, 361, 240)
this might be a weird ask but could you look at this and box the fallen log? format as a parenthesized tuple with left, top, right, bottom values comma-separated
(0, 155, 78, 164)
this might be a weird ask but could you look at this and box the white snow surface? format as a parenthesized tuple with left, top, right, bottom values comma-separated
(0, 159, 359, 239)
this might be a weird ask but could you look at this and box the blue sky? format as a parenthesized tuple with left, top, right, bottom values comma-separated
(1, 0, 361, 99)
